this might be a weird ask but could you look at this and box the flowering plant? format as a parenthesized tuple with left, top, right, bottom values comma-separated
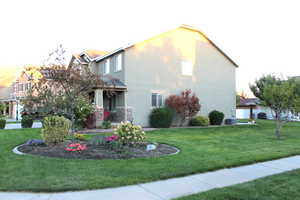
(114, 121, 146, 146)
(65, 143, 87, 152)
(105, 135, 119, 142)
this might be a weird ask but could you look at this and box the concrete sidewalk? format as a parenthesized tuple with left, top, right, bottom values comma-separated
(1, 155, 300, 200)
(4, 122, 42, 129)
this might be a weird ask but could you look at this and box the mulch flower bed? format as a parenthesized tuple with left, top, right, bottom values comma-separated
(18, 141, 178, 160)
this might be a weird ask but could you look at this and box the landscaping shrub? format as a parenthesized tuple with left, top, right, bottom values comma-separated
(149, 107, 174, 128)
(165, 89, 201, 126)
(189, 116, 209, 126)
(74, 97, 94, 129)
(114, 121, 146, 146)
(257, 112, 267, 119)
(208, 110, 225, 125)
(21, 115, 34, 128)
(41, 116, 70, 144)
(0, 116, 6, 129)
(102, 120, 112, 129)
(89, 135, 106, 146)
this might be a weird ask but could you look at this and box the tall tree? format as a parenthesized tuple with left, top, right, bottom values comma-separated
(250, 75, 300, 139)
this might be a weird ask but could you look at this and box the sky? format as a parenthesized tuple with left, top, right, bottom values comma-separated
(0, 0, 300, 95)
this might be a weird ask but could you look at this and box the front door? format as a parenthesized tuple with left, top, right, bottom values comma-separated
(108, 96, 116, 111)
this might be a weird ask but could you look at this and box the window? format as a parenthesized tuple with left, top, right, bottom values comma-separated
(18, 84, 23, 92)
(25, 83, 31, 91)
(104, 59, 110, 74)
(152, 93, 163, 107)
(181, 61, 193, 76)
(115, 54, 122, 72)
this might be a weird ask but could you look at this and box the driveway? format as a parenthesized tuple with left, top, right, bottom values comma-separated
(5, 122, 42, 129)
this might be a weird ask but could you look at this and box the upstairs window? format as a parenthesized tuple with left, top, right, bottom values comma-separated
(104, 59, 110, 74)
(181, 61, 193, 76)
(152, 93, 163, 107)
(115, 54, 122, 72)
(18, 84, 24, 92)
(25, 83, 29, 91)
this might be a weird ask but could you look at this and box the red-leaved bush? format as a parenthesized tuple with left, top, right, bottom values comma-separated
(165, 89, 200, 126)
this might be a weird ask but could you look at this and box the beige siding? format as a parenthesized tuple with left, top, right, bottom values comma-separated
(124, 27, 236, 126)
(92, 52, 125, 82)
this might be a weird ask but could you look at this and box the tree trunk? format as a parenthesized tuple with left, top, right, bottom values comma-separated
(71, 114, 76, 134)
(275, 113, 282, 139)
(179, 116, 186, 127)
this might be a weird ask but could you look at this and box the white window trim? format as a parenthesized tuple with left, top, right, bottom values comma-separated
(104, 59, 110, 74)
(151, 93, 163, 108)
(115, 54, 122, 72)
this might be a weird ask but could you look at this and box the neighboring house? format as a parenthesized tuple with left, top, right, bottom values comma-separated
(0, 71, 33, 120)
(0, 86, 13, 117)
(70, 25, 238, 127)
(236, 98, 273, 119)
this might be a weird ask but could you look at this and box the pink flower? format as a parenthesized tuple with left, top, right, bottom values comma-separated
(65, 143, 87, 152)
(105, 135, 119, 142)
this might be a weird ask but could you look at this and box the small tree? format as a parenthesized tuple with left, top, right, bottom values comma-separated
(22, 45, 114, 132)
(165, 89, 200, 126)
(250, 75, 300, 139)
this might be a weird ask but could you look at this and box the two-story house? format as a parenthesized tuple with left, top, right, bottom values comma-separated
(71, 25, 238, 127)
(0, 70, 33, 120)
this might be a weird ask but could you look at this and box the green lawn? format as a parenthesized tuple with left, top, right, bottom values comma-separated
(1, 120, 300, 192)
(175, 169, 300, 200)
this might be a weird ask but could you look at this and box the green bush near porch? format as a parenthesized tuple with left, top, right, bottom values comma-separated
(2, 120, 300, 192)
(21, 115, 34, 128)
(149, 107, 174, 128)
(189, 116, 209, 126)
(209, 110, 224, 125)
(0, 116, 6, 129)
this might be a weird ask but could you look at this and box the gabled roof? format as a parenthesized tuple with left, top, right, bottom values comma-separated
(72, 53, 88, 65)
(93, 24, 238, 67)
(83, 49, 107, 60)
(71, 49, 108, 65)
(237, 98, 259, 106)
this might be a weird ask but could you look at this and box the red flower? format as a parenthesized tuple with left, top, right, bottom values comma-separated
(65, 143, 87, 152)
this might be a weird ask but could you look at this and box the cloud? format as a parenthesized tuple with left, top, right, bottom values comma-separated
(0, 66, 23, 87)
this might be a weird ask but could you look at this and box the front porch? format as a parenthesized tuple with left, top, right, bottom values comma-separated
(1, 100, 18, 120)
(90, 88, 133, 128)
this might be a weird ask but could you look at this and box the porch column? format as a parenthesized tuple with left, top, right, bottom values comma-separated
(124, 92, 133, 123)
(123, 92, 127, 121)
(94, 89, 104, 127)
(8, 102, 12, 119)
(3, 102, 6, 116)
(12, 102, 17, 120)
